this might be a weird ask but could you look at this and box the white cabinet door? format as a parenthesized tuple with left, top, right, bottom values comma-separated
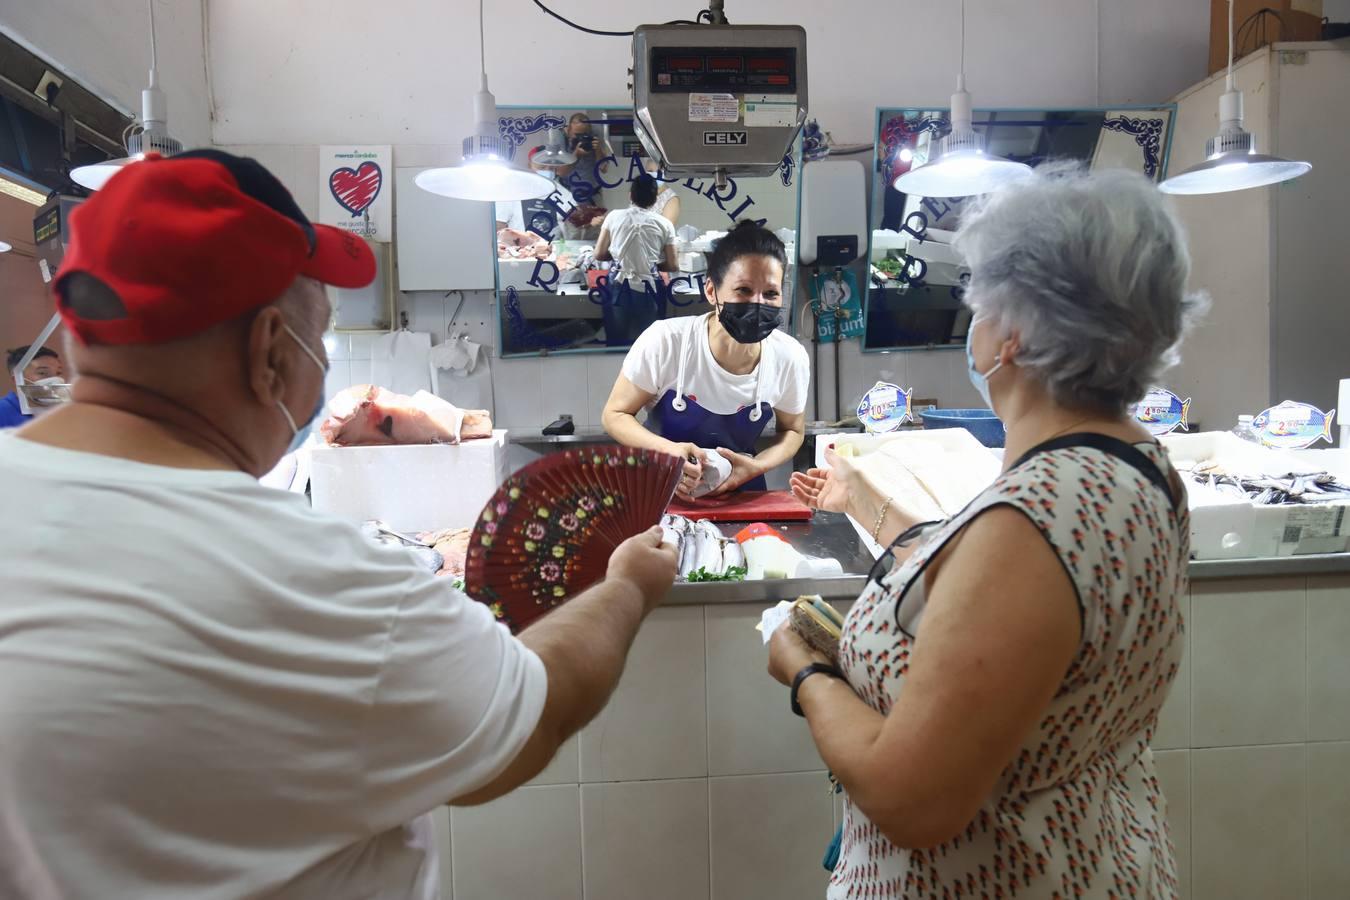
(395, 167, 495, 291)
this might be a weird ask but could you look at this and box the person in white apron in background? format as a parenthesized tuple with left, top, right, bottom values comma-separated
(601, 221, 809, 497)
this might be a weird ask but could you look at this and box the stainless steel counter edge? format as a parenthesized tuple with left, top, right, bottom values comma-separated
(664, 553, 1350, 606)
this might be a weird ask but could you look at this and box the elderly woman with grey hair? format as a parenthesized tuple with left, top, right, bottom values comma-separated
(774, 164, 1205, 899)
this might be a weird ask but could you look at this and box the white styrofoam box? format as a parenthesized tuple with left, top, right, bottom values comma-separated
(309, 431, 508, 532)
(811, 428, 1001, 469)
(810, 429, 1002, 558)
(1161, 432, 1350, 559)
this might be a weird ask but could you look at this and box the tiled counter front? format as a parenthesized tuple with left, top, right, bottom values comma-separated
(429, 573, 1350, 900)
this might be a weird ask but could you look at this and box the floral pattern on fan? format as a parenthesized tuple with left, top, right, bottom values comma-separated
(464, 447, 683, 632)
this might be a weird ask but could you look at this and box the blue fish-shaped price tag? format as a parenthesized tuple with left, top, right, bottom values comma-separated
(1251, 401, 1336, 450)
(857, 382, 913, 434)
(1132, 388, 1192, 436)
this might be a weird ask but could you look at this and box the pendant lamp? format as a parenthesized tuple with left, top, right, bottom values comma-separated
(415, 0, 553, 202)
(71, 0, 183, 190)
(894, 0, 1031, 198)
(532, 127, 578, 169)
(1159, 0, 1310, 195)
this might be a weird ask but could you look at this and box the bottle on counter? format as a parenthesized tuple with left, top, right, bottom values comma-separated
(1232, 414, 1261, 444)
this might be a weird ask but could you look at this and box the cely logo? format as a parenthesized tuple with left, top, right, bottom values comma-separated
(703, 131, 748, 146)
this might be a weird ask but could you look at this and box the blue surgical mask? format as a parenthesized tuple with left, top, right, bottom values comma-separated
(965, 317, 1004, 410)
(276, 323, 328, 453)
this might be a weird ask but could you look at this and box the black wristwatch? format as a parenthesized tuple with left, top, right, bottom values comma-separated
(790, 662, 844, 717)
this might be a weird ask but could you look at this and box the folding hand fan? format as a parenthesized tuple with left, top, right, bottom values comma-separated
(464, 446, 683, 632)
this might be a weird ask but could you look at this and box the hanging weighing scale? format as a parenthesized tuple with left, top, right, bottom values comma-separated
(631, 22, 808, 188)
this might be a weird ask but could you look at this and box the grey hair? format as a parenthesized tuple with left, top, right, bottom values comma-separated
(953, 162, 1208, 413)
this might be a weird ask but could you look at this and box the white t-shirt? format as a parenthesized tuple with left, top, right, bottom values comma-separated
(601, 205, 677, 285)
(654, 188, 678, 217)
(0, 434, 547, 900)
(621, 314, 810, 417)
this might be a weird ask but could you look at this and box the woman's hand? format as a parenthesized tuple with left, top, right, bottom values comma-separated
(767, 621, 831, 686)
(669, 442, 706, 499)
(707, 448, 767, 495)
(789, 447, 858, 513)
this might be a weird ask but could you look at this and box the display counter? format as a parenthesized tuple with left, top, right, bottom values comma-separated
(663, 510, 1350, 607)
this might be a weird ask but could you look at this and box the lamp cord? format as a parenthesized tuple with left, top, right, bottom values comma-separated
(530, 0, 707, 37)
(478, 0, 486, 77)
(148, 0, 158, 75)
(1226, 0, 1234, 91)
(960, 0, 966, 85)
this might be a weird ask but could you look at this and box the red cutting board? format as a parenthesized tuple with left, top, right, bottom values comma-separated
(667, 490, 814, 522)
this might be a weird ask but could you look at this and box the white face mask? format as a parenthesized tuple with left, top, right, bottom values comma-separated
(275, 323, 328, 453)
(30, 376, 69, 406)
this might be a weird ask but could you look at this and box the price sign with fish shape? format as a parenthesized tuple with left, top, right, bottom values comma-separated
(1131, 388, 1191, 436)
(1251, 401, 1336, 450)
(857, 382, 914, 433)
(318, 145, 392, 242)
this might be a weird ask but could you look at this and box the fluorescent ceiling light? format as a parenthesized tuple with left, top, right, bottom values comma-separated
(1159, 0, 1310, 195)
(894, 0, 1031, 198)
(0, 174, 47, 206)
(416, 0, 553, 202)
(71, 0, 183, 191)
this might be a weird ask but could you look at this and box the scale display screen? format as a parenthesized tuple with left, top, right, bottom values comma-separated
(649, 46, 797, 94)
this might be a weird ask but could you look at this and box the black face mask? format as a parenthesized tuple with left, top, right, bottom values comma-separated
(717, 300, 782, 344)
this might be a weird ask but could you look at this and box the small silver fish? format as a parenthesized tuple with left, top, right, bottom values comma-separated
(721, 539, 745, 573)
(692, 520, 726, 575)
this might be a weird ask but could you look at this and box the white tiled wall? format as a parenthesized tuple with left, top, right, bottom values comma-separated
(436, 575, 1350, 900)
(1151, 574, 1350, 900)
(1191, 745, 1307, 900)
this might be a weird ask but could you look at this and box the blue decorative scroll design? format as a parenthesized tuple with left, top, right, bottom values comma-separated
(910, 116, 949, 137)
(778, 152, 796, 187)
(498, 114, 567, 151)
(1101, 116, 1165, 178)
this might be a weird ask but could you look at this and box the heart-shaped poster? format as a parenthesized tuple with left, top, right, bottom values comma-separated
(329, 161, 383, 217)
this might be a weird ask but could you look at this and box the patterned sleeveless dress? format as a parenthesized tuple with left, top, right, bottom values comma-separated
(830, 440, 1189, 900)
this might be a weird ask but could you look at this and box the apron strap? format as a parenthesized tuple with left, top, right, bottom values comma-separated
(748, 337, 767, 423)
(671, 320, 693, 412)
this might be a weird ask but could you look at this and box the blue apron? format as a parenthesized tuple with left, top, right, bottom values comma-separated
(644, 326, 773, 492)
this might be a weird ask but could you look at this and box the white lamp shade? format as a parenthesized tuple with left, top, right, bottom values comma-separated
(1158, 152, 1312, 195)
(415, 160, 555, 202)
(894, 149, 1032, 198)
(533, 128, 577, 168)
(70, 156, 144, 191)
(0, 240, 11, 253)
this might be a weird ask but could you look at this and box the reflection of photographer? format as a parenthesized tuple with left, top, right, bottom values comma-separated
(567, 113, 610, 164)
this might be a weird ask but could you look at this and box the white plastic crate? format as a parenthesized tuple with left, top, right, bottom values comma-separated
(309, 431, 508, 532)
(1161, 432, 1350, 559)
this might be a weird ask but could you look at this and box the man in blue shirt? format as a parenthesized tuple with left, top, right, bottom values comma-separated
(1, 345, 63, 429)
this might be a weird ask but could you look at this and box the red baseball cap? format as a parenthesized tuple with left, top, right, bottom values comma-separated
(54, 149, 376, 345)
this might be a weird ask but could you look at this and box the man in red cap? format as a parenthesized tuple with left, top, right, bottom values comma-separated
(0, 150, 676, 899)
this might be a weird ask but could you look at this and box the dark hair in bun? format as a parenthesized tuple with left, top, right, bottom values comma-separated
(705, 220, 787, 286)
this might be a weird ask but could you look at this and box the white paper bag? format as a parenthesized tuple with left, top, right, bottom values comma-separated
(369, 331, 433, 396)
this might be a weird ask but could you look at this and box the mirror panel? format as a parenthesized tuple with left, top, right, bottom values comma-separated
(863, 106, 1175, 352)
(493, 106, 800, 357)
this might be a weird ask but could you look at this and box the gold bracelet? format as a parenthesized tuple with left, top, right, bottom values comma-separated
(871, 496, 893, 543)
